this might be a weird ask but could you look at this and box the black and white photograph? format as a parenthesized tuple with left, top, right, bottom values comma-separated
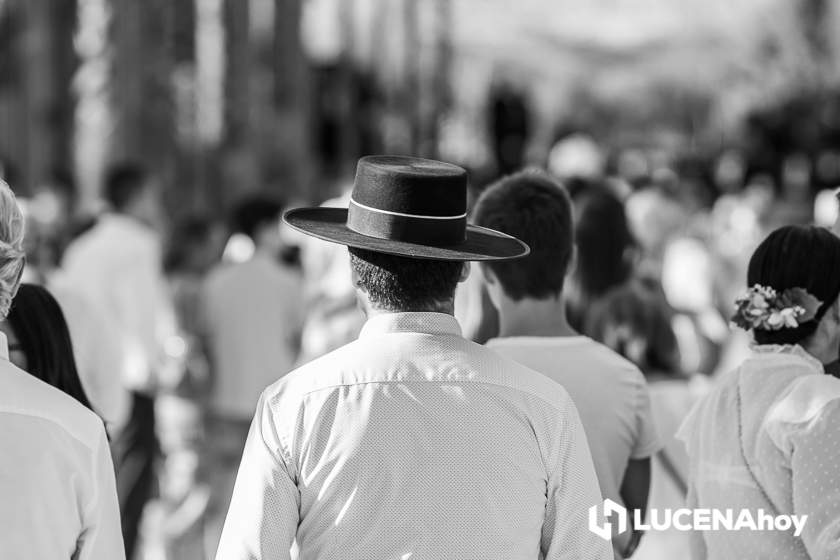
(1, 0, 840, 558)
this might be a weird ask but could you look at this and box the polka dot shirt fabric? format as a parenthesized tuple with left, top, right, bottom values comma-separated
(678, 344, 840, 559)
(215, 312, 612, 560)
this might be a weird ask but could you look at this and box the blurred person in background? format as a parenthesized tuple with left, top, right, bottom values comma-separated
(473, 170, 660, 558)
(27, 168, 80, 277)
(135, 215, 226, 559)
(624, 181, 689, 281)
(198, 195, 304, 554)
(680, 226, 840, 559)
(46, 272, 131, 433)
(567, 184, 638, 331)
(453, 253, 499, 344)
(454, 178, 501, 344)
(704, 175, 774, 377)
(8, 181, 131, 432)
(660, 237, 728, 377)
(294, 184, 366, 362)
(547, 133, 606, 189)
(61, 162, 175, 559)
(488, 80, 532, 175)
(709, 172, 771, 303)
(21, 168, 100, 284)
(165, 215, 226, 342)
(4, 283, 118, 423)
(713, 149, 748, 197)
(586, 281, 710, 560)
(159, 214, 225, 395)
(766, 153, 814, 227)
(0, 181, 125, 559)
(615, 148, 650, 189)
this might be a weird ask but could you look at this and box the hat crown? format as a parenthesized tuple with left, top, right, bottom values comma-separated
(352, 155, 467, 218)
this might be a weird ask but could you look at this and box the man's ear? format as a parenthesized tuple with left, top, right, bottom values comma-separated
(459, 261, 471, 283)
(349, 258, 362, 289)
(478, 263, 504, 311)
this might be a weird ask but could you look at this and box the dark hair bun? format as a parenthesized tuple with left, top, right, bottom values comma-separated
(747, 225, 840, 345)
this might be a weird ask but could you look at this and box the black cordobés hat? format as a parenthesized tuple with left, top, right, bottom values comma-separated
(284, 155, 530, 261)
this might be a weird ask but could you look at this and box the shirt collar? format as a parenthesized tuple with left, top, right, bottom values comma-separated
(487, 335, 589, 347)
(359, 312, 463, 339)
(752, 343, 824, 372)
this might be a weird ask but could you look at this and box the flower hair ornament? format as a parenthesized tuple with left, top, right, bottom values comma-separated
(731, 284, 823, 332)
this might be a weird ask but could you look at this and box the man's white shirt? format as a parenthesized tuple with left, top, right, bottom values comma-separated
(48, 273, 131, 432)
(217, 312, 612, 560)
(487, 336, 661, 552)
(0, 332, 125, 559)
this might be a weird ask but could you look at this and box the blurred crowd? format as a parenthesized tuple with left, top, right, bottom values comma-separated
(3, 127, 839, 559)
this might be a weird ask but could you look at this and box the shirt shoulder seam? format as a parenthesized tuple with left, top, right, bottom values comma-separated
(273, 376, 572, 414)
(0, 407, 100, 452)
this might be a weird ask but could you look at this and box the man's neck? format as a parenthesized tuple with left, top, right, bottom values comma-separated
(363, 301, 455, 319)
(497, 295, 577, 338)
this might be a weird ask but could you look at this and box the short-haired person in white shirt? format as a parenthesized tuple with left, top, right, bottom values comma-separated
(215, 156, 612, 559)
(200, 195, 305, 551)
(61, 162, 175, 558)
(0, 181, 125, 559)
(472, 170, 661, 558)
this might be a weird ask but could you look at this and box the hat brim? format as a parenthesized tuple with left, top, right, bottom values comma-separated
(284, 207, 530, 261)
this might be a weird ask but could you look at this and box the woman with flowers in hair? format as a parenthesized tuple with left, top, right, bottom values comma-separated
(678, 225, 840, 559)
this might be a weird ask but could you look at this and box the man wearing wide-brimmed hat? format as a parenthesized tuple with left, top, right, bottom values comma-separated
(216, 156, 611, 559)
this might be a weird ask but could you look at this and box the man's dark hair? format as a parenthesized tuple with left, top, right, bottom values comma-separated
(472, 169, 573, 300)
(349, 248, 462, 311)
(104, 162, 150, 213)
(232, 196, 284, 240)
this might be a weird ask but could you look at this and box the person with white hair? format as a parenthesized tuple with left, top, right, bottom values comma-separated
(0, 180, 125, 559)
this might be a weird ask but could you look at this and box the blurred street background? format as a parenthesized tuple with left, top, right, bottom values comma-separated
(3, 0, 840, 559)
(2, 0, 840, 209)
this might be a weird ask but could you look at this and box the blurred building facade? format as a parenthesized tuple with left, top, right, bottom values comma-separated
(1, 0, 840, 212)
